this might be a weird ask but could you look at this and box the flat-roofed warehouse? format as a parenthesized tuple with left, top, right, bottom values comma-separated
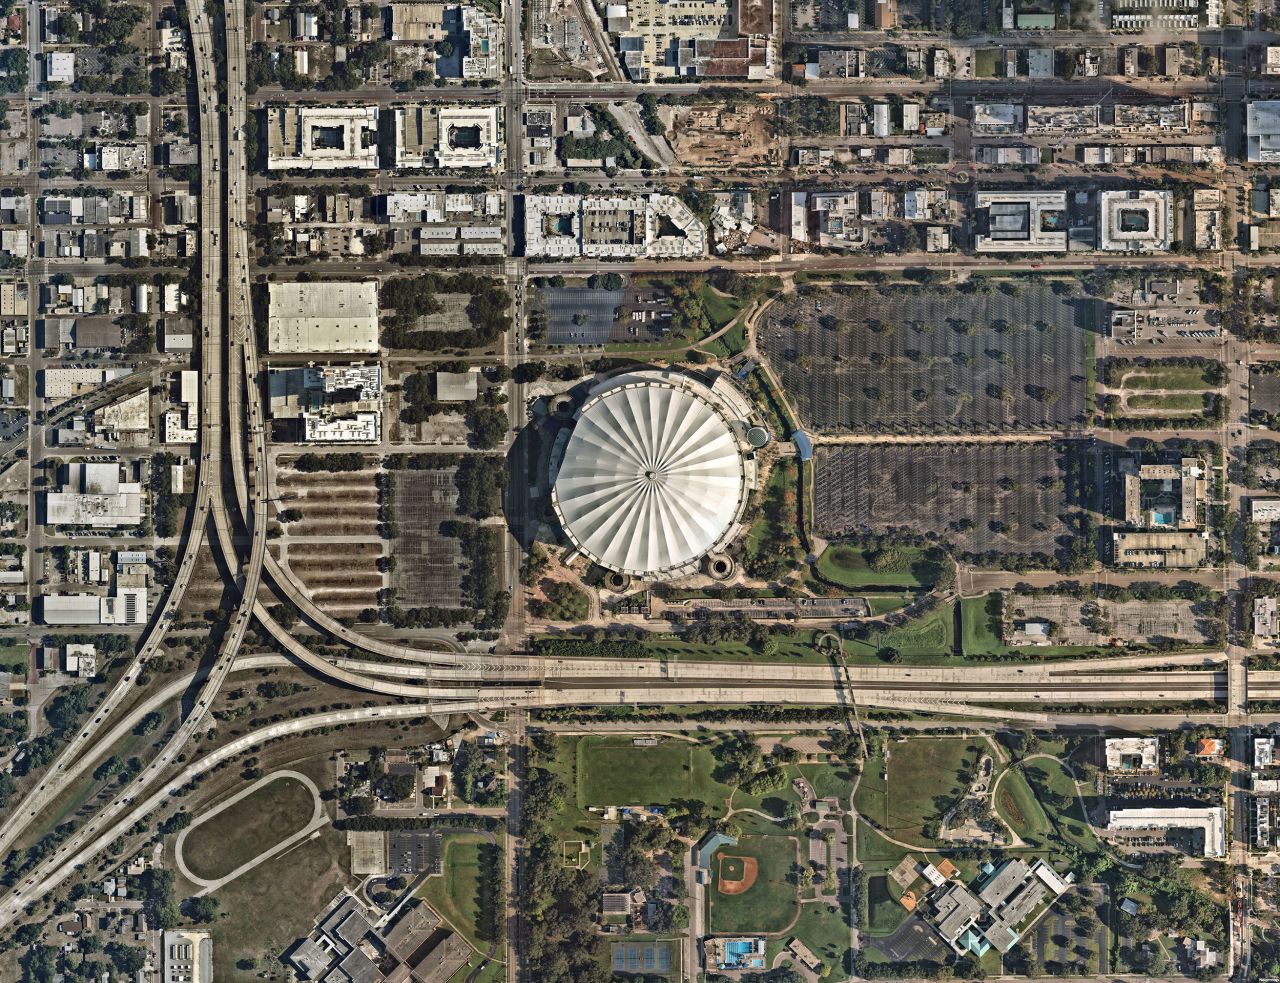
(267, 281, 380, 354)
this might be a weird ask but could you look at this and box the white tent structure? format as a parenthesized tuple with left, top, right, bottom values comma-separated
(552, 370, 751, 578)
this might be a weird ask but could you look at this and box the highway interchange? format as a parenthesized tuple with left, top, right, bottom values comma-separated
(3, 1, 1280, 973)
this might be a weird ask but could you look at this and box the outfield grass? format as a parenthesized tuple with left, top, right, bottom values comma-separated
(182, 775, 316, 882)
(419, 832, 501, 953)
(707, 834, 801, 934)
(853, 737, 985, 845)
(814, 544, 934, 589)
(1126, 392, 1207, 413)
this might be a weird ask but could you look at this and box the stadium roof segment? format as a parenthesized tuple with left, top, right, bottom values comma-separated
(552, 370, 752, 578)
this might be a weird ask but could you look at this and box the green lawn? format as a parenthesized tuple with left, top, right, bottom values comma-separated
(994, 767, 1054, 846)
(1126, 392, 1207, 413)
(797, 761, 857, 801)
(447, 953, 506, 983)
(573, 735, 736, 811)
(1122, 365, 1215, 391)
(182, 775, 316, 882)
(698, 283, 747, 330)
(866, 593, 915, 615)
(419, 832, 502, 953)
(844, 603, 955, 660)
(1021, 757, 1098, 854)
(768, 899, 852, 976)
(814, 544, 934, 589)
(866, 874, 910, 936)
(707, 834, 801, 934)
(576, 737, 696, 806)
(854, 737, 985, 845)
(974, 47, 1000, 77)
(705, 318, 748, 359)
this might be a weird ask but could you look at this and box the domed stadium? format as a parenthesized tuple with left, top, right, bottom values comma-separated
(551, 369, 755, 580)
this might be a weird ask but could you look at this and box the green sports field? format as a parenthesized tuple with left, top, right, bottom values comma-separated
(707, 834, 800, 934)
(575, 736, 732, 808)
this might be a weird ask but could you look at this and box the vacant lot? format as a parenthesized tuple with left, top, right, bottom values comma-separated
(758, 284, 1090, 432)
(205, 825, 351, 979)
(181, 775, 317, 882)
(814, 442, 1076, 559)
(669, 99, 780, 172)
(707, 834, 800, 934)
(288, 542, 383, 616)
(854, 737, 985, 845)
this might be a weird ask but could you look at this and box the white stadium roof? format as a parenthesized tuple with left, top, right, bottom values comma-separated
(552, 372, 748, 577)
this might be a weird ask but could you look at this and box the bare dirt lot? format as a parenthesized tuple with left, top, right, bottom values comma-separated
(667, 100, 780, 172)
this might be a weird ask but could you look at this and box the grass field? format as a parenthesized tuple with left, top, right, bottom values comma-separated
(866, 874, 911, 936)
(974, 47, 999, 76)
(181, 775, 316, 882)
(705, 318, 748, 359)
(205, 826, 351, 979)
(994, 767, 1054, 846)
(576, 736, 732, 807)
(419, 832, 501, 953)
(1126, 392, 1207, 413)
(854, 737, 985, 845)
(845, 603, 955, 660)
(1022, 757, 1098, 854)
(814, 544, 935, 589)
(867, 593, 915, 615)
(1123, 365, 1214, 391)
(708, 834, 800, 934)
(767, 898, 853, 975)
(699, 283, 747, 330)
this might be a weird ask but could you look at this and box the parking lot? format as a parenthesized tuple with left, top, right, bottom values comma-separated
(758, 283, 1091, 433)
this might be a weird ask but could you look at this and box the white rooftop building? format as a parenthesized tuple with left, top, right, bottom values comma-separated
(267, 281, 379, 353)
(551, 369, 756, 580)
(1105, 736, 1159, 771)
(523, 194, 706, 259)
(1099, 190, 1173, 253)
(1107, 807, 1226, 858)
(974, 191, 1068, 252)
(1248, 101, 1280, 163)
(265, 106, 379, 171)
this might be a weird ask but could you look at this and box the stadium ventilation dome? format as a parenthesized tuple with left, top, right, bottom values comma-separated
(551, 369, 756, 580)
